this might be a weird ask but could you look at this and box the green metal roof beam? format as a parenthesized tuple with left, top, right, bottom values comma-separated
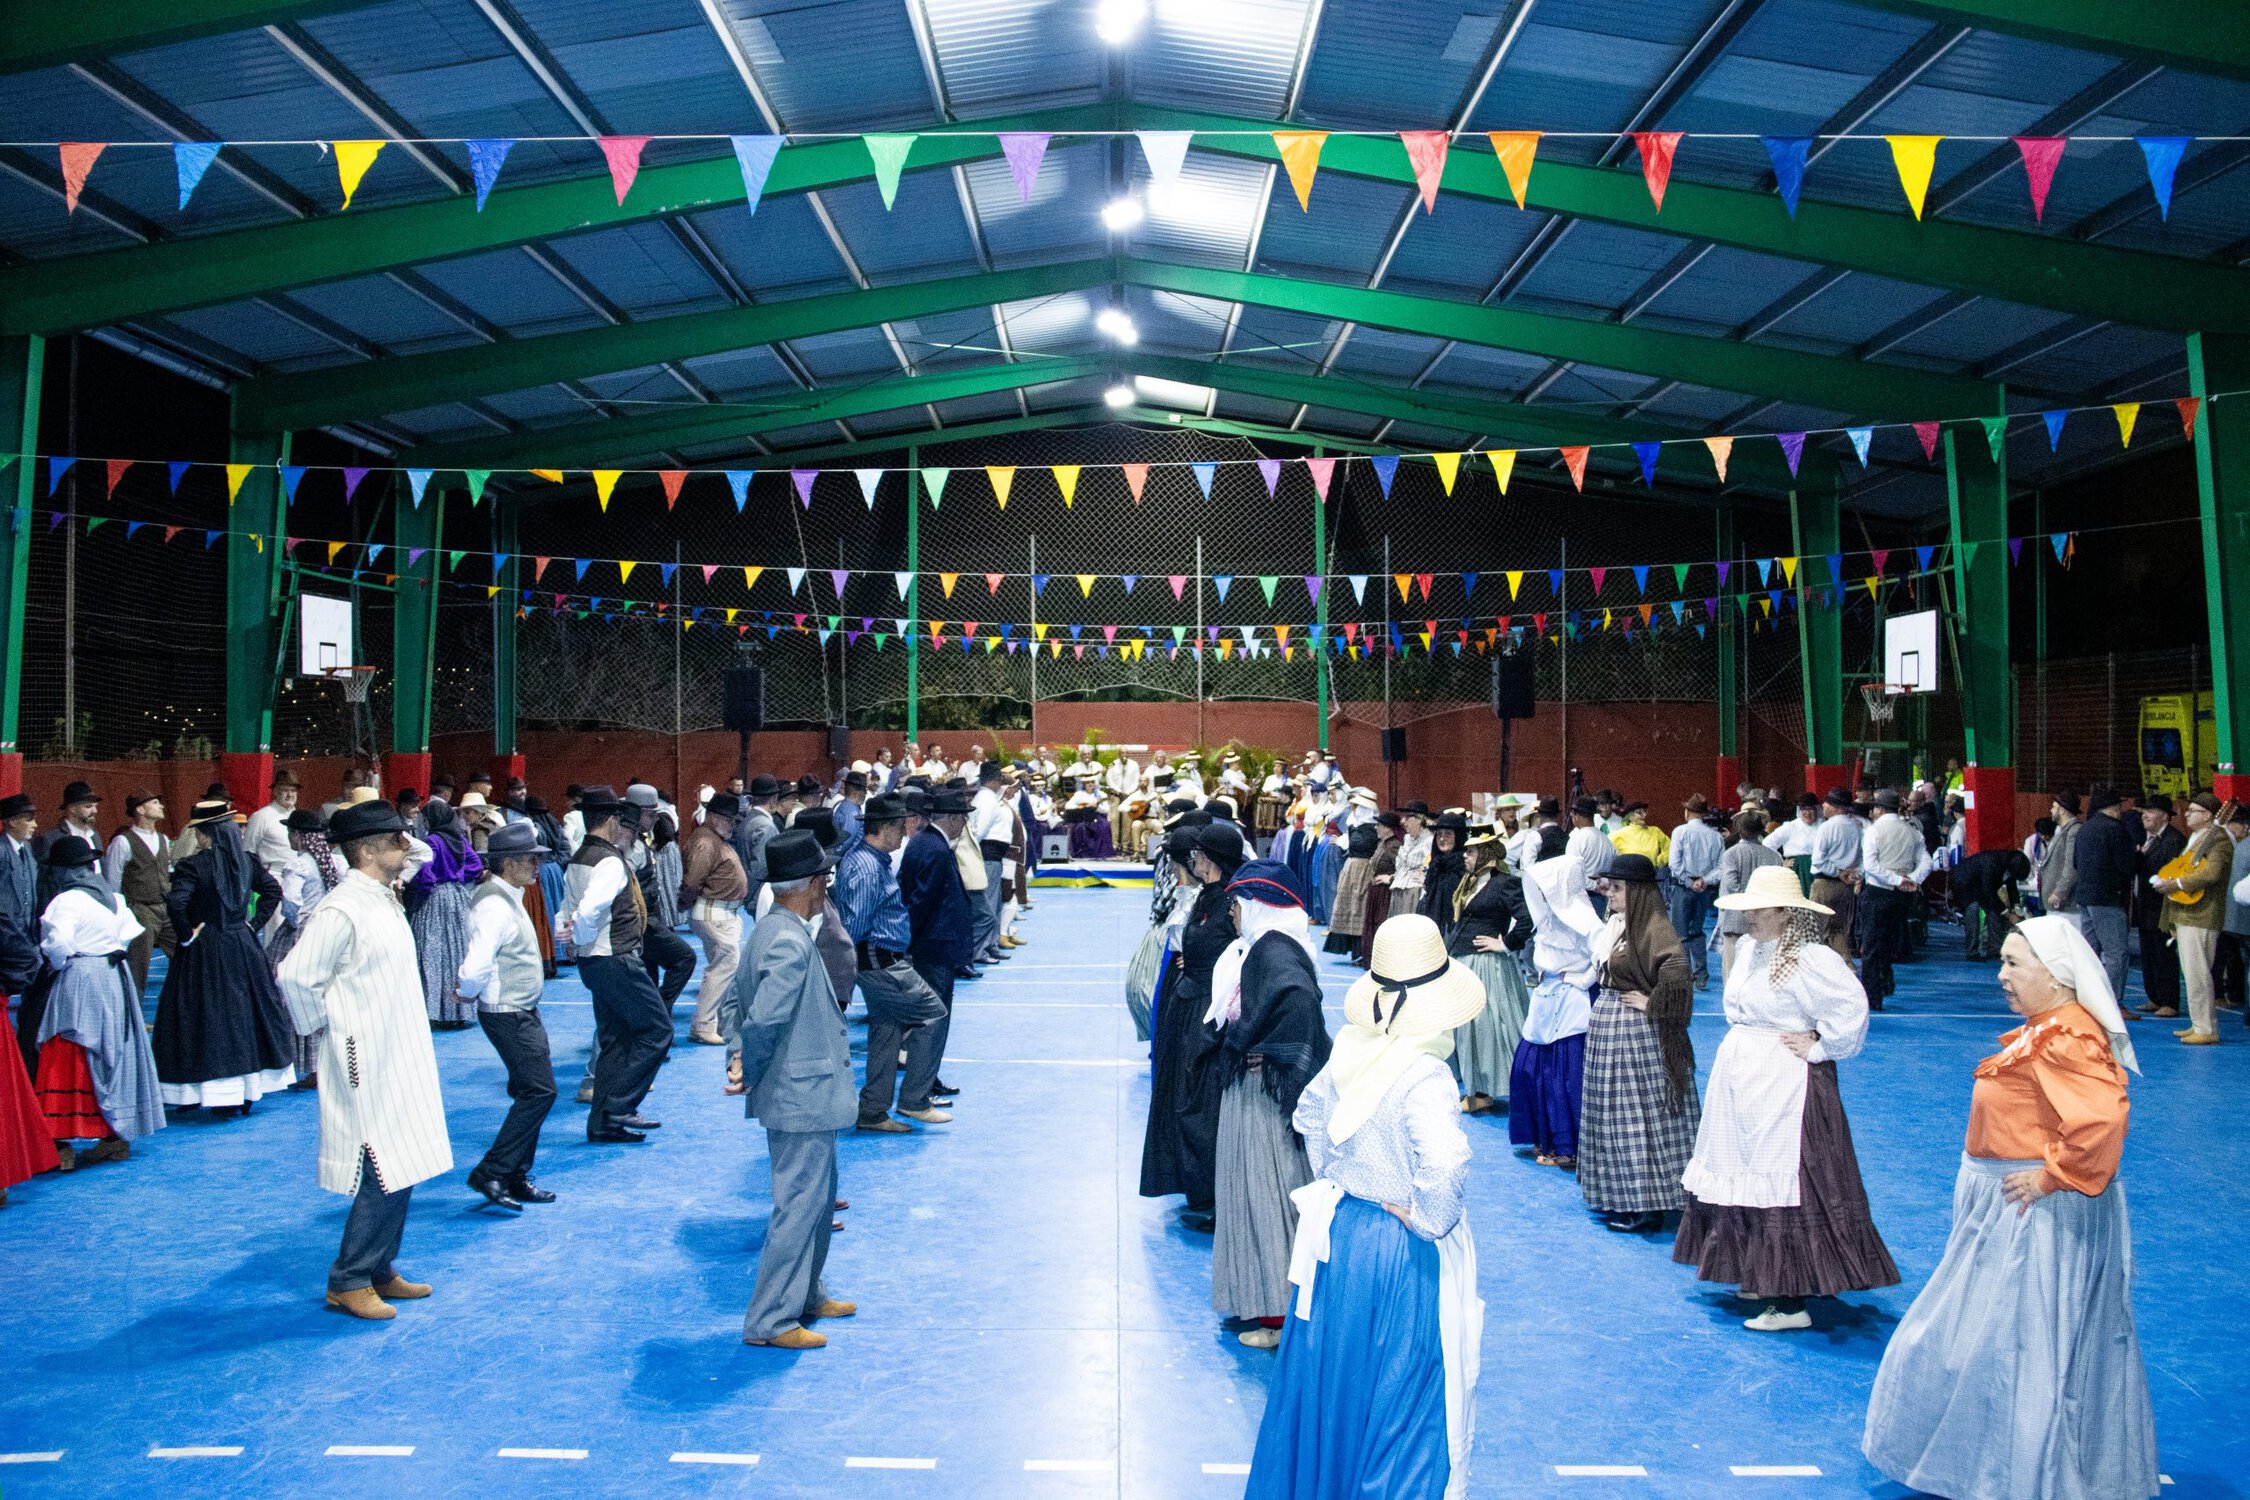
(0, 0, 368, 74)
(1845, 1, 2250, 83)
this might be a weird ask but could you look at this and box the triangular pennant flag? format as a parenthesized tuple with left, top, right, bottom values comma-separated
(465, 138, 514, 211)
(1632, 441, 1660, 486)
(204, 529, 222, 549)
(2178, 397, 2202, 442)
(1190, 462, 1216, 500)
(1121, 575, 1138, 594)
(1394, 573, 1412, 602)
(2137, 137, 2189, 220)
(1673, 562, 1690, 591)
(1846, 427, 1873, 467)
(1913, 421, 1941, 460)
(448, 549, 468, 573)
(1886, 135, 1941, 219)
(341, 466, 370, 502)
(2037, 409, 2066, 452)
(533, 555, 553, 582)
(919, 467, 948, 508)
(1370, 455, 1398, 497)
(729, 134, 784, 213)
(399, 469, 430, 510)
(278, 465, 306, 504)
(1486, 449, 1516, 495)
(724, 470, 752, 512)
(1486, 132, 1539, 208)
(1399, 131, 1449, 212)
(58, 143, 107, 214)
(894, 571, 914, 600)
(1349, 575, 1369, 604)
(1963, 541, 1981, 568)
(616, 560, 636, 584)
(1052, 464, 1080, 507)
(791, 469, 816, 509)
(1305, 456, 1335, 500)
(829, 568, 848, 598)
(659, 469, 688, 510)
(2012, 136, 2065, 222)
(1548, 568, 1564, 596)
(1258, 576, 1279, 606)
(854, 467, 883, 509)
(1076, 573, 1096, 598)
(1715, 561, 1731, 585)
(1631, 565, 1649, 595)
(1256, 457, 1282, 496)
(998, 133, 1050, 203)
(986, 466, 1014, 508)
(464, 469, 491, 506)
(1560, 447, 1589, 491)
(1138, 130, 1193, 189)
(2009, 537, 2023, 566)
(101, 458, 130, 499)
(1030, 574, 1048, 597)
(574, 559, 592, 582)
(1916, 545, 1936, 573)
(224, 462, 251, 503)
(599, 136, 650, 205)
(2051, 532, 2070, 563)
(1169, 575, 1188, 600)
(1777, 431, 1805, 477)
(940, 572, 960, 598)
(1274, 131, 1327, 210)
(987, 572, 1005, 595)
(1703, 435, 1733, 481)
(531, 468, 562, 483)
(1979, 416, 2008, 464)
(1432, 452, 1460, 495)
(1506, 570, 1523, 601)
(173, 141, 221, 210)
(1630, 132, 1683, 212)
(334, 140, 386, 209)
(1589, 567, 1608, 596)
(865, 134, 916, 209)
(592, 469, 622, 511)
(1303, 576, 1320, 603)
(743, 565, 763, 592)
(1869, 549, 1889, 576)
(1463, 571, 1478, 599)
(2112, 402, 2140, 448)
(1120, 463, 1149, 503)
(786, 567, 807, 593)
(1762, 136, 1810, 217)
(1756, 557, 1773, 586)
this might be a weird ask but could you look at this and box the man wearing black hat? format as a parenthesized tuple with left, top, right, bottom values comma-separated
(722, 829, 859, 1349)
(783, 773, 824, 829)
(897, 789, 976, 1106)
(277, 797, 451, 1321)
(2073, 784, 2139, 1001)
(2134, 796, 2186, 1018)
(457, 821, 559, 1212)
(833, 769, 869, 844)
(103, 790, 175, 990)
(0, 794, 43, 1074)
(833, 794, 950, 1131)
(680, 793, 752, 1047)
(622, 784, 698, 1016)
(558, 787, 671, 1142)
(32, 781, 102, 869)
(1810, 787, 1864, 958)
(734, 774, 783, 905)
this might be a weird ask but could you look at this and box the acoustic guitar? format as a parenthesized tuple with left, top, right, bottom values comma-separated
(2158, 799, 2237, 904)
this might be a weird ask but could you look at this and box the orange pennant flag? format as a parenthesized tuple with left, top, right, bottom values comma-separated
(1703, 435, 1733, 482)
(1486, 132, 1539, 208)
(658, 470, 687, 509)
(531, 468, 564, 483)
(59, 143, 106, 214)
(2178, 397, 2203, 442)
(1274, 131, 1328, 211)
(1394, 573, 1412, 602)
(1120, 463, 1149, 502)
(104, 458, 131, 499)
(1560, 447, 1589, 491)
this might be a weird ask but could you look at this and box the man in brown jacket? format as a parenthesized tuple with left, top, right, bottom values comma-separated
(2153, 791, 2235, 1045)
(680, 792, 751, 1046)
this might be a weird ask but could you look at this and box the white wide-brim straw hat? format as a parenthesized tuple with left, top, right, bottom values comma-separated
(1345, 914, 1488, 1034)
(1713, 863, 1832, 915)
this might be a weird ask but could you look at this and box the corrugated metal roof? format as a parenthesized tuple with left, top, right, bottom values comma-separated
(1134, 0, 1319, 117)
(920, 0, 1106, 114)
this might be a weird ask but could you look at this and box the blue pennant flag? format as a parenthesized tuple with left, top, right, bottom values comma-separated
(1546, 568, 1563, 597)
(1032, 574, 1050, 596)
(46, 457, 73, 495)
(1632, 442, 1660, 486)
(1846, 427, 1872, 467)
(2051, 532, 2070, 562)
(575, 559, 593, 582)
(126, 521, 144, 540)
(731, 135, 784, 214)
(1190, 463, 1216, 500)
(726, 471, 752, 512)
(278, 465, 306, 504)
(465, 138, 515, 211)
(1916, 544, 1936, 573)
(1370, 455, 1398, 498)
(407, 469, 433, 508)
(174, 142, 221, 210)
(1462, 571, 1478, 599)
(167, 460, 191, 494)
(1120, 575, 1138, 593)
(1631, 565, 1649, 595)
(1212, 575, 1234, 602)
(2137, 136, 2190, 220)
(660, 563, 677, 587)
(1761, 136, 1811, 217)
(204, 529, 223, 548)
(2041, 410, 2067, 451)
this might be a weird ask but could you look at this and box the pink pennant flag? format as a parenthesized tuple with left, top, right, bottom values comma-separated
(1560, 447, 1589, 491)
(1913, 421, 1941, 460)
(2013, 137, 2066, 222)
(998, 133, 1050, 204)
(1168, 575, 1187, 600)
(986, 573, 1004, 595)
(701, 563, 719, 583)
(1120, 463, 1148, 503)
(59, 143, 107, 214)
(1103, 625, 1117, 645)
(1399, 131, 1450, 213)
(1870, 549, 1890, 576)
(1305, 456, 1335, 499)
(1588, 567, 1607, 596)
(1630, 133, 1683, 213)
(599, 136, 651, 205)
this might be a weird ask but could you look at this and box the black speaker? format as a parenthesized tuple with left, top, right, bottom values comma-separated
(827, 725, 851, 761)
(723, 666, 765, 733)
(1492, 652, 1536, 720)
(1380, 727, 1408, 763)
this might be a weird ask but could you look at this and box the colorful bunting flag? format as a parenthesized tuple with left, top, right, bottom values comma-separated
(225, 463, 251, 504)
(2137, 136, 2189, 220)
(865, 134, 916, 209)
(1632, 442, 1659, 486)
(173, 142, 221, 210)
(1371, 455, 1398, 498)
(1400, 131, 1449, 212)
(167, 460, 190, 493)
(1274, 131, 1327, 210)
(1762, 136, 1810, 217)
(1190, 463, 1216, 500)
(599, 136, 650, 205)
(1913, 421, 1941, 461)
(1974, 416, 2005, 464)
(1560, 447, 1589, 491)
(2179, 397, 2202, 442)
(1846, 427, 1873, 467)
(591, 470, 621, 511)
(58, 143, 106, 214)
(1304, 456, 1335, 501)
(1213, 576, 1234, 602)
(1487, 131, 1539, 208)
(1488, 450, 1516, 495)
(334, 140, 386, 209)
(1777, 431, 1805, 477)
(998, 133, 1049, 203)
(1255, 457, 1281, 496)
(850, 467, 880, 509)
(2112, 402, 2140, 447)
(919, 467, 948, 507)
(1120, 463, 1148, 503)
(1138, 131, 1192, 190)
(1433, 452, 1460, 495)
(987, 466, 1014, 509)
(729, 134, 783, 214)
(791, 469, 816, 509)
(1886, 136, 1940, 219)
(1630, 132, 1682, 212)
(465, 138, 514, 210)
(1703, 435, 1732, 482)
(2012, 136, 2065, 222)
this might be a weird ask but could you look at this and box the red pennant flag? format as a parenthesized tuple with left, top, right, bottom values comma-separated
(2012, 137, 2066, 222)
(2178, 397, 2203, 442)
(1870, 549, 1890, 575)
(59, 143, 106, 214)
(534, 556, 553, 581)
(1533, 613, 1547, 634)
(104, 458, 131, 498)
(658, 469, 687, 509)
(1415, 572, 1434, 601)
(1343, 622, 1358, 643)
(1630, 133, 1683, 212)
(164, 526, 182, 544)
(1399, 131, 1450, 213)
(1120, 463, 1148, 503)
(1560, 447, 1589, 490)
(1589, 566, 1607, 596)
(599, 136, 651, 204)
(1913, 421, 1941, 460)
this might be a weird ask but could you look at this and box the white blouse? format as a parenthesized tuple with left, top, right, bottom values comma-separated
(40, 887, 145, 967)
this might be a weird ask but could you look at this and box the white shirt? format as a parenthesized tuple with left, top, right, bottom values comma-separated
(969, 786, 1012, 844)
(1767, 815, 1822, 859)
(1566, 823, 1616, 885)
(102, 825, 166, 889)
(1506, 825, 1545, 877)
(562, 852, 631, 953)
(1104, 758, 1140, 796)
(244, 801, 295, 874)
(458, 880, 527, 1002)
(41, 886, 144, 966)
(280, 847, 343, 919)
(561, 808, 586, 855)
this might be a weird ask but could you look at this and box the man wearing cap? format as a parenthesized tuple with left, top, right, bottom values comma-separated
(680, 793, 752, 1048)
(277, 798, 452, 1321)
(833, 794, 950, 1130)
(2037, 792, 2083, 932)
(458, 821, 559, 1213)
(32, 781, 103, 869)
(1668, 795, 1725, 988)
(2073, 784, 2139, 1001)
(1810, 788, 1864, 958)
(968, 763, 1012, 966)
(559, 787, 672, 1143)
(723, 829, 860, 1349)
(1858, 790, 1932, 1009)
(104, 790, 175, 991)
(898, 789, 976, 1102)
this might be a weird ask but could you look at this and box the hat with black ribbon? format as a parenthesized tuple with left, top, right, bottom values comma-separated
(1343, 914, 1487, 1035)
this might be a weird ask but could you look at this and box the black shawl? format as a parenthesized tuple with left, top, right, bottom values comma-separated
(1218, 930, 1332, 1115)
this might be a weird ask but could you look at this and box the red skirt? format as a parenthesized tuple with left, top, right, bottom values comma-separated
(35, 1037, 114, 1142)
(0, 1017, 59, 1187)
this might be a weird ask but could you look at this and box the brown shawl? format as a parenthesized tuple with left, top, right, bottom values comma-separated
(1600, 880, 1697, 1110)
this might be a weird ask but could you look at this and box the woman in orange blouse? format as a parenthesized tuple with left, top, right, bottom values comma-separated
(1863, 915, 2158, 1500)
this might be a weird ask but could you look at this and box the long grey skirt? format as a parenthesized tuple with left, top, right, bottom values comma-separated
(1212, 1072, 1312, 1322)
(1451, 948, 1530, 1100)
(1126, 922, 1167, 1044)
(38, 957, 167, 1141)
(1577, 990, 1699, 1214)
(1863, 1154, 2159, 1500)
(267, 919, 323, 1077)
(411, 881, 474, 1024)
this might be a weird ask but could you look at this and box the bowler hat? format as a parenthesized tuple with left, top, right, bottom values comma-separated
(2051, 790, 2081, 816)
(749, 774, 783, 798)
(285, 808, 328, 834)
(842, 770, 869, 791)
(0, 794, 35, 821)
(794, 773, 823, 797)
(864, 793, 908, 824)
(1432, 809, 1470, 832)
(1823, 787, 1854, 809)
(1606, 853, 1660, 883)
(483, 821, 550, 861)
(928, 789, 970, 816)
(60, 781, 99, 806)
(329, 799, 407, 844)
(1872, 788, 1902, 812)
(2087, 783, 2123, 811)
(46, 837, 98, 868)
(763, 828, 836, 882)
(707, 792, 743, 819)
(576, 784, 630, 817)
(794, 807, 838, 847)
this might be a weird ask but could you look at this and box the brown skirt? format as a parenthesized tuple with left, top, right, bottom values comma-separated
(1671, 1060, 1899, 1299)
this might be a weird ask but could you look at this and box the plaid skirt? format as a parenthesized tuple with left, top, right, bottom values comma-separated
(1576, 990, 1700, 1214)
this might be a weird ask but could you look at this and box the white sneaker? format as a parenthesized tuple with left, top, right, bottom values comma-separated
(1743, 1305, 1812, 1332)
(1237, 1326, 1281, 1349)
(900, 1106, 953, 1124)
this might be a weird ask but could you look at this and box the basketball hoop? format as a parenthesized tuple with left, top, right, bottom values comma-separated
(324, 665, 378, 703)
(1859, 681, 1902, 728)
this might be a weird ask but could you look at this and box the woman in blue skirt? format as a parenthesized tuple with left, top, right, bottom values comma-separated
(1511, 826, 1601, 1168)
(1248, 913, 1482, 1500)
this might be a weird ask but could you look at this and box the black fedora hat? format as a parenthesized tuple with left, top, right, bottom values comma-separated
(46, 836, 98, 868)
(794, 807, 838, 847)
(0, 793, 34, 821)
(60, 780, 99, 806)
(329, 799, 408, 844)
(864, 793, 908, 824)
(1606, 853, 1660, 883)
(576, 783, 630, 817)
(285, 808, 328, 834)
(763, 828, 836, 882)
(928, 788, 971, 816)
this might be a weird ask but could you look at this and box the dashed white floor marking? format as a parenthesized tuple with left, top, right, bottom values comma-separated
(148, 1446, 243, 1458)
(497, 1448, 587, 1460)
(1556, 1464, 1649, 1477)
(1202, 1462, 1251, 1475)
(1731, 1466, 1822, 1477)
(326, 1445, 414, 1457)
(846, 1456, 937, 1469)
(671, 1452, 761, 1466)
(0, 1453, 63, 1464)
(1025, 1458, 1114, 1471)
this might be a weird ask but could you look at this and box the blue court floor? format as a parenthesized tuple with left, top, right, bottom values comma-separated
(0, 887, 2243, 1498)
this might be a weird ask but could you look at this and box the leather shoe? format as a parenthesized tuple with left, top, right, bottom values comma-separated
(745, 1326, 825, 1349)
(806, 1299, 857, 1320)
(616, 1114, 662, 1130)
(506, 1175, 556, 1204)
(856, 1116, 911, 1133)
(467, 1171, 523, 1212)
(931, 1080, 960, 1098)
(688, 1029, 726, 1046)
(901, 1106, 952, 1124)
(374, 1274, 430, 1300)
(587, 1126, 646, 1144)
(955, 965, 982, 980)
(325, 1287, 395, 1321)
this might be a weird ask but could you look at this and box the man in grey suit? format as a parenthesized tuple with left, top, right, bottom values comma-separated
(723, 829, 860, 1350)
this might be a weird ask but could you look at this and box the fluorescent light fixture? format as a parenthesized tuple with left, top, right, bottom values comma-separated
(1095, 0, 1148, 44)
(1104, 382, 1136, 409)
(1132, 374, 1212, 410)
(1094, 308, 1140, 345)
(1100, 195, 1145, 231)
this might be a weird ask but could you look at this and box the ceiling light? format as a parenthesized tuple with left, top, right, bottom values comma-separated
(1104, 382, 1136, 409)
(1095, 0, 1148, 45)
(1094, 308, 1140, 345)
(1100, 195, 1145, 231)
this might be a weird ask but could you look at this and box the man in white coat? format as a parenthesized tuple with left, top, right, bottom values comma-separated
(278, 798, 453, 1322)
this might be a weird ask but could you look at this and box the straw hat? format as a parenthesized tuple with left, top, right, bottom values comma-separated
(342, 785, 382, 806)
(1344, 915, 1487, 1034)
(1714, 863, 1832, 915)
(1463, 821, 1500, 849)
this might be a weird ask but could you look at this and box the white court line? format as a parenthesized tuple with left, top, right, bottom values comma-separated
(497, 1448, 588, 1460)
(1731, 1466, 1822, 1477)
(1025, 1458, 1114, 1471)
(149, 1446, 244, 1458)
(1556, 1464, 1649, 1477)
(846, 1456, 937, 1469)
(326, 1445, 415, 1457)
(1202, 1461, 1251, 1475)
(942, 1057, 1140, 1066)
(0, 1453, 64, 1464)
(671, 1452, 762, 1466)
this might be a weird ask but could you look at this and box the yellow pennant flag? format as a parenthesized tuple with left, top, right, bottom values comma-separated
(1052, 465, 1080, 507)
(1864, 578, 1880, 600)
(617, 560, 636, 584)
(1033, 622, 1049, 641)
(940, 572, 959, 598)
(1702, 435, 1733, 482)
(1506, 570, 1523, 600)
(334, 140, 386, 209)
(487, 585, 501, 599)
(743, 566, 763, 592)
(531, 468, 564, 483)
(1274, 131, 1328, 211)
(1433, 452, 1461, 495)
(2112, 402, 2140, 447)
(1886, 136, 1941, 219)
(725, 608, 738, 623)
(327, 542, 346, 564)
(1486, 132, 1540, 209)
(1488, 450, 1516, 495)
(225, 463, 253, 504)
(592, 470, 622, 511)
(1076, 573, 1097, 598)
(987, 466, 1015, 509)
(1779, 556, 1799, 585)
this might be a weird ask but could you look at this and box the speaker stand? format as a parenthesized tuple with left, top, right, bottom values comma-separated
(1499, 716, 1514, 797)
(736, 729, 752, 786)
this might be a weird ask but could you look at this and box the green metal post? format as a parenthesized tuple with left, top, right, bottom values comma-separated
(494, 499, 518, 761)
(1789, 476, 1844, 790)
(391, 483, 444, 791)
(0, 335, 42, 779)
(1714, 499, 1738, 803)
(224, 419, 289, 758)
(1945, 419, 2014, 849)
(1313, 445, 1329, 753)
(906, 447, 920, 743)
(2190, 333, 2250, 800)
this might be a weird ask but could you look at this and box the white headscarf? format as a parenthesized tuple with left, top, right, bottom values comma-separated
(2015, 914, 2139, 1075)
(1206, 897, 1318, 1027)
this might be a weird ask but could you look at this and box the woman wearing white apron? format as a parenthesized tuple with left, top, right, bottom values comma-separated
(1510, 826, 1600, 1168)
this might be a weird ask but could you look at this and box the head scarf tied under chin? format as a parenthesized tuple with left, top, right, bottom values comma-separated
(2015, 914, 2139, 1075)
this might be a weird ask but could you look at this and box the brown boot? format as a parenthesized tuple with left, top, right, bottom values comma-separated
(80, 1138, 130, 1167)
(325, 1287, 396, 1321)
(745, 1326, 826, 1349)
(806, 1299, 857, 1321)
(374, 1274, 431, 1301)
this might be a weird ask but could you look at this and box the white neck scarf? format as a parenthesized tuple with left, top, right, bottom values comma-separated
(2015, 914, 2137, 1074)
(1206, 899, 1317, 1027)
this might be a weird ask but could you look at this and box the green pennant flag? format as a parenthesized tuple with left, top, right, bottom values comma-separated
(1978, 416, 2007, 465)
(1672, 562, 1689, 592)
(461, 469, 492, 506)
(447, 549, 466, 572)
(825, 615, 841, 630)
(1171, 625, 1185, 644)
(1962, 541, 1981, 568)
(920, 467, 949, 508)
(1259, 575, 1279, 605)
(865, 134, 917, 209)
(873, 632, 886, 651)
(85, 515, 108, 532)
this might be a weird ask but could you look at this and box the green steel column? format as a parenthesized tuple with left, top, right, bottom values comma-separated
(1313, 444, 1329, 753)
(1789, 474, 1844, 785)
(2189, 333, 2250, 800)
(393, 483, 445, 759)
(224, 417, 289, 755)
(905, 447, 920, 743)
(493, 500, 518, 758)
(1945, 418, 2014, 849)
(0, 335, 42, 768)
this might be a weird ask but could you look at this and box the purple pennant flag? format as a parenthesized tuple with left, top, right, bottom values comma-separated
(1632, 441, 1660, 485)
(830, 568, 848, 598)
(341, 466, 370, 501)
(465, 138, 514, 211)
(2041, 410, 2067, 451)
(1370, 455, 1398, 498)
(1777, 431, 1805, 477)
(1715, 560, 1731, 586)
(1256, 458, 1282, 496)
(1207, 625, 1220, 643)
(174, 142, 222, 210)
(47, 510, 65, 531)
(726, 470, 752, 512)
(790, 469, 816, 509)
(408, 547, 427, 568)
(2008, 537, 2023, 565)
(1212, 575, 1234, 602)
(167, 460, 191, 494)
(997, 133, 1050, 204)
(1703, 596, 1718, 619)
(1120, 575, 1138, 594)
(2137, 136, 2190, 220)
(1304, 576, 1322, 602)
(1762, 136, 1811, 217)
(730, 135, 784, 214)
